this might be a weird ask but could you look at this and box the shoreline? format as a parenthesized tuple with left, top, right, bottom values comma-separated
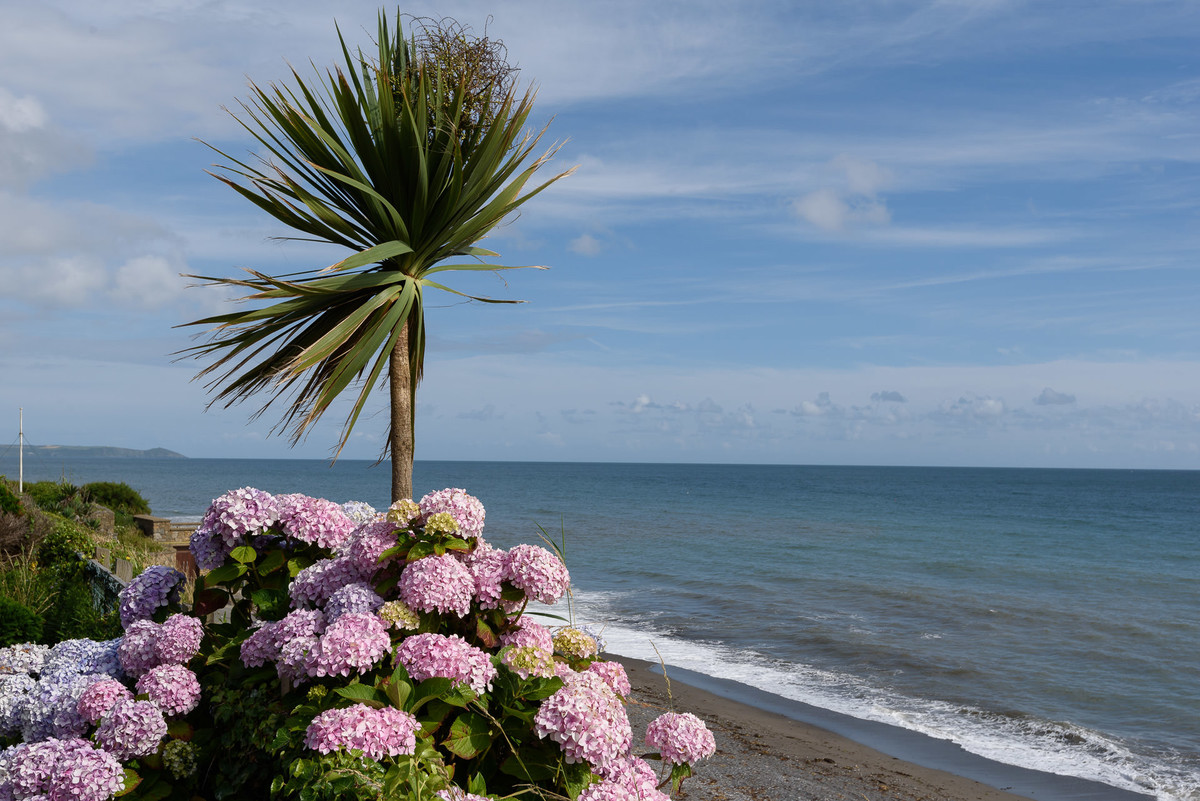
(612, 655, 1154, 801)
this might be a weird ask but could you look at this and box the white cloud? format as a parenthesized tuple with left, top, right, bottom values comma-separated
(872, 390, 907, 403)
(1033, 387, 1076, 406)
(793, 156, 892, 232)
(569, 233, 603, 256)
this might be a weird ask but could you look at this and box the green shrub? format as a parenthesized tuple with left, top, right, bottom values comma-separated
(0, 482, 21, 516)
(40, 578, 121, 643)
(0, 596, 43, 646)
(24, 480, 78, 511)
(83, 481, 152, 516)
(36, 519, 92, 568)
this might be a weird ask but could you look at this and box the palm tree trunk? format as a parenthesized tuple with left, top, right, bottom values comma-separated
(389, 324, 414, 503)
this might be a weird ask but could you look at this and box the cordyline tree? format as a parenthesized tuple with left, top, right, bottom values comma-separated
(180, 11, 570, 501)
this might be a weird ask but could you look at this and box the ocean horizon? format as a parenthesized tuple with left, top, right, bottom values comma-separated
(2, 455, 1197, 801)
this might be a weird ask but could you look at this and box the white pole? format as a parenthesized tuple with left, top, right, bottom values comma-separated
(18, 408, 23, 493)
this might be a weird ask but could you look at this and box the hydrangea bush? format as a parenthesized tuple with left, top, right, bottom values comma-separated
(0, 487, 714, 801)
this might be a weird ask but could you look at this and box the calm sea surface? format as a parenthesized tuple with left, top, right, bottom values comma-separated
(3, 456, 1197, 800)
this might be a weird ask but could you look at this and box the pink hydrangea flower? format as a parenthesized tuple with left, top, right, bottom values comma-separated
(397, 555, 474, 618)
(436, 789, 492, 801)
(2, 738, 125, 801)
(533, 671, 631, 771)
(290, 556, 367, 608)
(586, 661, 632, 698)
(418, 488, 485, 539)
(505, 544, 570, 605)
(596, 755, 670, 801)
(341, 519, 402, 576)
(240, 622, 279, 668)
(76, 679, 133, 725)
(276, 636, 320, 685)
(460, 542, 507, 609)
(304, 704, 418, 761)
(94, 698, 167, 760)
(276, 494, 355, 550)
(156, 614, 204, 665)
(394, 634, 497, 695)
(578, 778, 638, 801)
(273, 608, 327, 647)
(500, 619, 554, 653)
(135, 665, 201, 717)
(644, 712, 716, 766)
(324, 582, 384, 621)
(311, 613, 390, 678)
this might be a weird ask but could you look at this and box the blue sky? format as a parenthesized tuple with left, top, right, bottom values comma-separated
(2, 0, 1199, 468)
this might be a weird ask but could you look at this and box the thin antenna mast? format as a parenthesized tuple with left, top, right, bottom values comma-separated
(18, 408, 23, 493)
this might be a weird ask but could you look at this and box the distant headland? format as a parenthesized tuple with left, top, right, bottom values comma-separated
(23, 445, 187, 459)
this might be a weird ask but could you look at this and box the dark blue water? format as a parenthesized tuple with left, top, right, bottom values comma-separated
(3, 456, 1197, 799)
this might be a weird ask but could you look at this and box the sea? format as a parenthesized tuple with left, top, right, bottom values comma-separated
(2, 455, 1197, 801)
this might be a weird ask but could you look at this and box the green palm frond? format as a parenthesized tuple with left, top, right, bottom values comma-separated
(178, 10, 572, 458)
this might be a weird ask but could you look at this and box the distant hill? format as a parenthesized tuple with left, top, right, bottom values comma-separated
(25, 445, 187, 459)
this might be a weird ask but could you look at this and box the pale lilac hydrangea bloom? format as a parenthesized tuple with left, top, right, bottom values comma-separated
(418, 488, 485, 539)
(586, 661, 631, 698)
(20, 672, 100, 741)
(118, 565, 185, 628)
(76, 679, 132, 725)
(553, 628, 599, 661)
(40, 640, 121, 682)
(340, 501, 378, 525)
(394, 634, 497, 695)
(310, 613, 390, 678)
(135, 665, 200, 717)
(533, 671, 631, 771)
(460, 543, 507, 610)
(0, 643, 50, 676)
(0, 737, 124, 801)
(500, 619, 554, 654)
(644, 712, 716, 766)
(276, 636, 320, 685)
(500, 646, 555, 680)
(276, 494, 355, 550)
(304, 704, 419, 761)
(202, 487, 279, 547)
(324, 582, 384, 622)
(272, 608, 327, 647)
(505, 545, 570, 605)
(93, 698, 167, 760)
(397, 555, 474, 618)
(290, 556, 367, 608)
(155, 614, 203, 665)
(116, 621, 160, 678)
(0, 674, 34, 737)
(268, 610, 328, 681)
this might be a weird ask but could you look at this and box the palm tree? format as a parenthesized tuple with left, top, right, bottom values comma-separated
(179, 11, 571, 501)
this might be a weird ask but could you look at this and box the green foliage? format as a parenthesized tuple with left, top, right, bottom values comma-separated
(0, 481, 21, 516)
(0, 548, 57, 617)
(24, 480, 79, 511)
(36, 518, 92, 568)
(0, 596, 43, 646)
(40, 576, 121, 643)
(83, 481, 152, 515)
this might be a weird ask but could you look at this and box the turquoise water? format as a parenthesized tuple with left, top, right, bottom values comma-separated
(3, 456, 1197, 800)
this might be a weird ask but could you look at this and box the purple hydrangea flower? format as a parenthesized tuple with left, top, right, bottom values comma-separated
(310, 614, 390, 678)
(189, 524, 232, 571)
(276, 636, 320, 685)
(290, 556, 367, 608)
(417, 488, 485, 539)
(20, 672, 100, 742)
(116, 621, 160, 678)
(94, 699, 167, 760)
(0, 643, 50, 676)
(324, 582, 384, 622)
(40, 640, 122, 683)
(644, 712, 716, 766)
(273, 609, 327, 648)
(533, 671, 631, 771)
(303, 704, 418, 761)
(1, 737, 125, 801)
(202, 487, 279, 547)
(340, 501, 378, 526)
(0, 674, 35, 737)
(135, 665, 200, 717)
(505, 545, 570, 605)
(397, 555, 474, 618)
(394, 634, 497, 695)
(276, 494, 355, 550)
(76, 679, 132, 725)
(239, 623, 279, 669)
(118, 566, 185, 628)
